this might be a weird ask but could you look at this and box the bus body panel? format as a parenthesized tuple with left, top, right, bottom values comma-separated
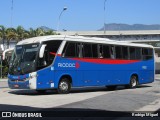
(52, 56, 154, 88)
(53, 56, 82, 88)
(36, 67, 54, 90)
(8, 54, 154, 90)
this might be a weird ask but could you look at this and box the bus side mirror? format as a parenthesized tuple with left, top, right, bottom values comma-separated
(39, 44, 46, 58)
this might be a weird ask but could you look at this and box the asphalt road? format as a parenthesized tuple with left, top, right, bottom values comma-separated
(0, 76, 160, 119)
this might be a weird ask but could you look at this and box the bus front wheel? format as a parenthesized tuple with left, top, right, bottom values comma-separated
(57, 78, 71, 94)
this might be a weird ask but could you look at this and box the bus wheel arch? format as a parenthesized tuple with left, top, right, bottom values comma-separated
(57, 75, 72, 94)
(126, 74, 139, 89)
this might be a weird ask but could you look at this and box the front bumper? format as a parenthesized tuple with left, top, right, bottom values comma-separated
(8, 79, 30, 89)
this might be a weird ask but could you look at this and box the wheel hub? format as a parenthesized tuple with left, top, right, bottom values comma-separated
(59, 82, 68, 91)
(131, 78, 137, 87)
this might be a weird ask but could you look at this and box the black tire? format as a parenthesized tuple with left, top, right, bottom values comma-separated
(107, 86, 117, 91)
(57, 78, 71, 94)
(126, 75, 138, 89)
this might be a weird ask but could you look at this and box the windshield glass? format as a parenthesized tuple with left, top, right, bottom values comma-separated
(9, 40, 62, 75)
(9, 44, 39, 75)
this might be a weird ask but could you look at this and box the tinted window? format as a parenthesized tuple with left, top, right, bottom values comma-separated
(37, 40, 62, 70)
(122, 46, 129, 59)
(83, 43, 92, 58)
(43, 40, 62, 65)
(142, 48, 153, 56)
(148, 49, 153, 56)
(63, 42, 77, 57)
(142, 48, 153, 60)
(129, 47, 136, 60)
(103, 45, 110, 58)
(135, 47, 142, 60)
(92, 44, 98, 58)
(115, 46, 122, 59)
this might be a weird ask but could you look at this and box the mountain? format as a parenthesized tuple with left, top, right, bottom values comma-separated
(38, 24, 160, 31)
(99, 23, 160, 31)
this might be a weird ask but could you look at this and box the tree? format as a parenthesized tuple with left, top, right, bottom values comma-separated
(6, 28, 18, 48)
(1, 26, 57, 49)
(0, 25, 6, 45)
(44, 30, 56, 35)
(16, 26, 31, 40)
(29, 28, 36, 37)
(23, 30, 30, 39)
(16, 26, 25, 40)
(35, 28, 45, 36)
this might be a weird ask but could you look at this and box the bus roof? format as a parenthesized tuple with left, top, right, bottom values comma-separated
(17, 35, 153, 48)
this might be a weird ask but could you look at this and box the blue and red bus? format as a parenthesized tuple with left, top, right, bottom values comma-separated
(8, 35, 155, 94)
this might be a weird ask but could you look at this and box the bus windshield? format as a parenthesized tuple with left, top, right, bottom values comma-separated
(9, 44, 39, 75)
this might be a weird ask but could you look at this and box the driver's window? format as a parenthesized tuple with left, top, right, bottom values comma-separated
(37, 40, 62, 70)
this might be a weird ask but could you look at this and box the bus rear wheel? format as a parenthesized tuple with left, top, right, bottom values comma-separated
(57, 78, 71, 94)
(126, 75, 138, 89)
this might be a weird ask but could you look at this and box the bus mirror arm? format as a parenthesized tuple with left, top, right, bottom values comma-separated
(39, 44, 47, 58)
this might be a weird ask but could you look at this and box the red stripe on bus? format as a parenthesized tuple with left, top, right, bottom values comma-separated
(49, 52, 56, 55)
(71, 58, 140, 64)
(50, 52, 61, 56)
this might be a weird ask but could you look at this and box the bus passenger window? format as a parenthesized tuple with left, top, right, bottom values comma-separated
(135, 47, 142, 60)
(103, 45, 110, 58)
(62, 42, 77, 58)
(142, 48, 153, 60)
(83, 43, 92, 58)
(129, 47, 136, 60)
(122, 46, 129, 59)
(115, 46, 123, 59)
(92, 44, 98, 58)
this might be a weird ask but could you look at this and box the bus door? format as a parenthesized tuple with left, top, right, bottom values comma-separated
(36, 40, 62, 89)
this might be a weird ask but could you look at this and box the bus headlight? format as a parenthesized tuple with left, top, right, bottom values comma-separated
(24, 74, 37, 81)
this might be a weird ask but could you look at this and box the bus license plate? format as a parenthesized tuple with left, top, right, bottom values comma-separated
(14, 85, 19, 88)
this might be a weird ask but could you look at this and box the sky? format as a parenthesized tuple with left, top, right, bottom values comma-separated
(0, 0, 160, 31)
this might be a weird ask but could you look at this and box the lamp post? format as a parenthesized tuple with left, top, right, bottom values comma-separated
(11, 0, 14, 27)
(57, 7, 67, 32)
(104, 0, 107, 35)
